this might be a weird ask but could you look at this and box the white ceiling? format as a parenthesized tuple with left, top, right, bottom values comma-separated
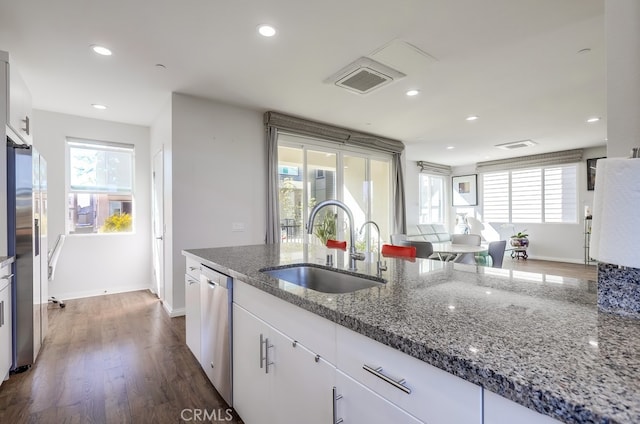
(0, 0, 606, 166)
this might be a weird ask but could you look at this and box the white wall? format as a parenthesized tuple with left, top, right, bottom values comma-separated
(33, 110, 152, 299)
(167, 93, 266, 313)
(405, 145, 607, 263)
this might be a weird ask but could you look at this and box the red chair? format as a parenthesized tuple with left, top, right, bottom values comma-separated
(326, 239, 347, 250)
(381, 244, 416, 258)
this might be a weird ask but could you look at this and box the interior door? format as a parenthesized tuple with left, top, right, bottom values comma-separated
(152, 149, 165, 300)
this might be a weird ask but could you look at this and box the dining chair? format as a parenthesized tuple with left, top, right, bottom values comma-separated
(451, 234, 482, 246)
(400, 240, 434, 259)
(381, 244, 416, 258)
(487, 240, 507, 268)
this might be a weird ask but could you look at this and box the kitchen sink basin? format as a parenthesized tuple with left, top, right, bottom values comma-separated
(260, 264, 385, 294)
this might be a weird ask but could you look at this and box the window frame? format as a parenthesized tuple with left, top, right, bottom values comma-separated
(418, 173, 447, 225)
(65, 137, 136, 235)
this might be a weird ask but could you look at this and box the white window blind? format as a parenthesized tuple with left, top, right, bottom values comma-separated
(544, 166, 577, 222)
(69, 140, 134, 193)
(482, 172, 509, 222)
(511, 169, 542, 223)
(482, 165, 577, 224)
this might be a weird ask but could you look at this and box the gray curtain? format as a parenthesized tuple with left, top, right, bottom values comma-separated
(476, 149, 583, 173)
(265, 126, 280, 244)
(393, 153, 407, 235)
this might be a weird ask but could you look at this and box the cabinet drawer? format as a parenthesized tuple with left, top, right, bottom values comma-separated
(336, 325, 482, 424)
(234, 280, 336, 364)
(185, 257, 201, 279)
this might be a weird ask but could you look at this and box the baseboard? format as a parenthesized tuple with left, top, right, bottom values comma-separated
(162, 301, 185, 318)
(50, 285, 151, 301)
(521, 255, 586, 265)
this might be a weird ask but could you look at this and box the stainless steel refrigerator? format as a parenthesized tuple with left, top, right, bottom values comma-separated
(6, 138, 48, 372)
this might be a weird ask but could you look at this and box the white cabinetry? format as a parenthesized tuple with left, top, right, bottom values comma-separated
(184, 257, 201, 362)
(336, 325, 482, 424)
(232, 279, 555, 424)
(334, 370, 422, 424)
(0, 264, 13, 385)
(484, 390, 562, 424)
(232, 303, 334, 424)
(2, 51, 33, 145)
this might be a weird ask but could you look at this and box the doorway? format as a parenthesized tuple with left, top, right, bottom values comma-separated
(152, 148, 165, 301)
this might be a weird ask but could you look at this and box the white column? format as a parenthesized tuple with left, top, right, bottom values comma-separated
(605, 0, 640, 158)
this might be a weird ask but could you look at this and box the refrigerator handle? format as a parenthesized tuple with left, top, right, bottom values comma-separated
(34, 218, 40, 257)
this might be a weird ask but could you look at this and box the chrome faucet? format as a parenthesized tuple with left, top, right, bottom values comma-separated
(307, 200, 365, 271)
(359, 220, 387, 277)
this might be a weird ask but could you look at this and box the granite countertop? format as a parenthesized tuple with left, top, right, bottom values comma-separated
(0, 256, 14, 267)
(183, 243, 640, 424)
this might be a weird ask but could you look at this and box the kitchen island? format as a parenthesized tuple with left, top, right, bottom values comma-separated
(184, 243, 640, 424)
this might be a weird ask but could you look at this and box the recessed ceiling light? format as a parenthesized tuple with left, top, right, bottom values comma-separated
(406, 89, 420, 96)
(586, 117, 601, 123)
(446, 146, 455, 150)
(91, 45, 112, 56)
(91, 104, 107, 110)
(257, 25, 277, 37)
(466, 115, 479, 121)
(448, 305, 455, 310)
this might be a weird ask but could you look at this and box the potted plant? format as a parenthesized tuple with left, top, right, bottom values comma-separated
(313, 210, 337, 245)
(510, 230, 529, 248)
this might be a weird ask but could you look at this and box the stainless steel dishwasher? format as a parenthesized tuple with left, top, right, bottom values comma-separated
(200, 265, 233, 406)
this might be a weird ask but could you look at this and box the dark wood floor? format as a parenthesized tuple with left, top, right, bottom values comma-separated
(0, 290, 243, 424)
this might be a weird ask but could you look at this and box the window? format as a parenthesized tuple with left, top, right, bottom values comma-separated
(67, 138, 134, 234)
(419, 174, 445, 224)
(277, 134, 392, 247)
(482, 165, 577, 223)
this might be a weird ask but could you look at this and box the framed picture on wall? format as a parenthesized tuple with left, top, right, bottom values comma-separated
(587, 157, 605, 191)
(452, 174, 478, 206)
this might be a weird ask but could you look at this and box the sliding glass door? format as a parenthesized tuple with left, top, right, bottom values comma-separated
(277, 134, 391, 249)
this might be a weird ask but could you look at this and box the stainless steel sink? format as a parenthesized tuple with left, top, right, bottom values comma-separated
(260, 265, 385, 294)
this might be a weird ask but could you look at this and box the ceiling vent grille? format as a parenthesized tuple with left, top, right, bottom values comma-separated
(494, 140, 537, 150)
(326, 57, 406, 95)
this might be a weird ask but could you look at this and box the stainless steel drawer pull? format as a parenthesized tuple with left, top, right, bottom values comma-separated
(264, 337, 273, 374)
(187, 278, 199, 285)
(188, 266, 199, 271)
(0, 274, 14, 281)
(259, 334, 273, 373)
(260, 334, 265, 368)
(0, 300, 4, 327)
(363, 364, 412, 394)
(332, 386, 343, 424)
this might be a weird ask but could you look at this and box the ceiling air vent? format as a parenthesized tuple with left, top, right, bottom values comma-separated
(494, 140, 537, 150)
(326, 57, 406, 95)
